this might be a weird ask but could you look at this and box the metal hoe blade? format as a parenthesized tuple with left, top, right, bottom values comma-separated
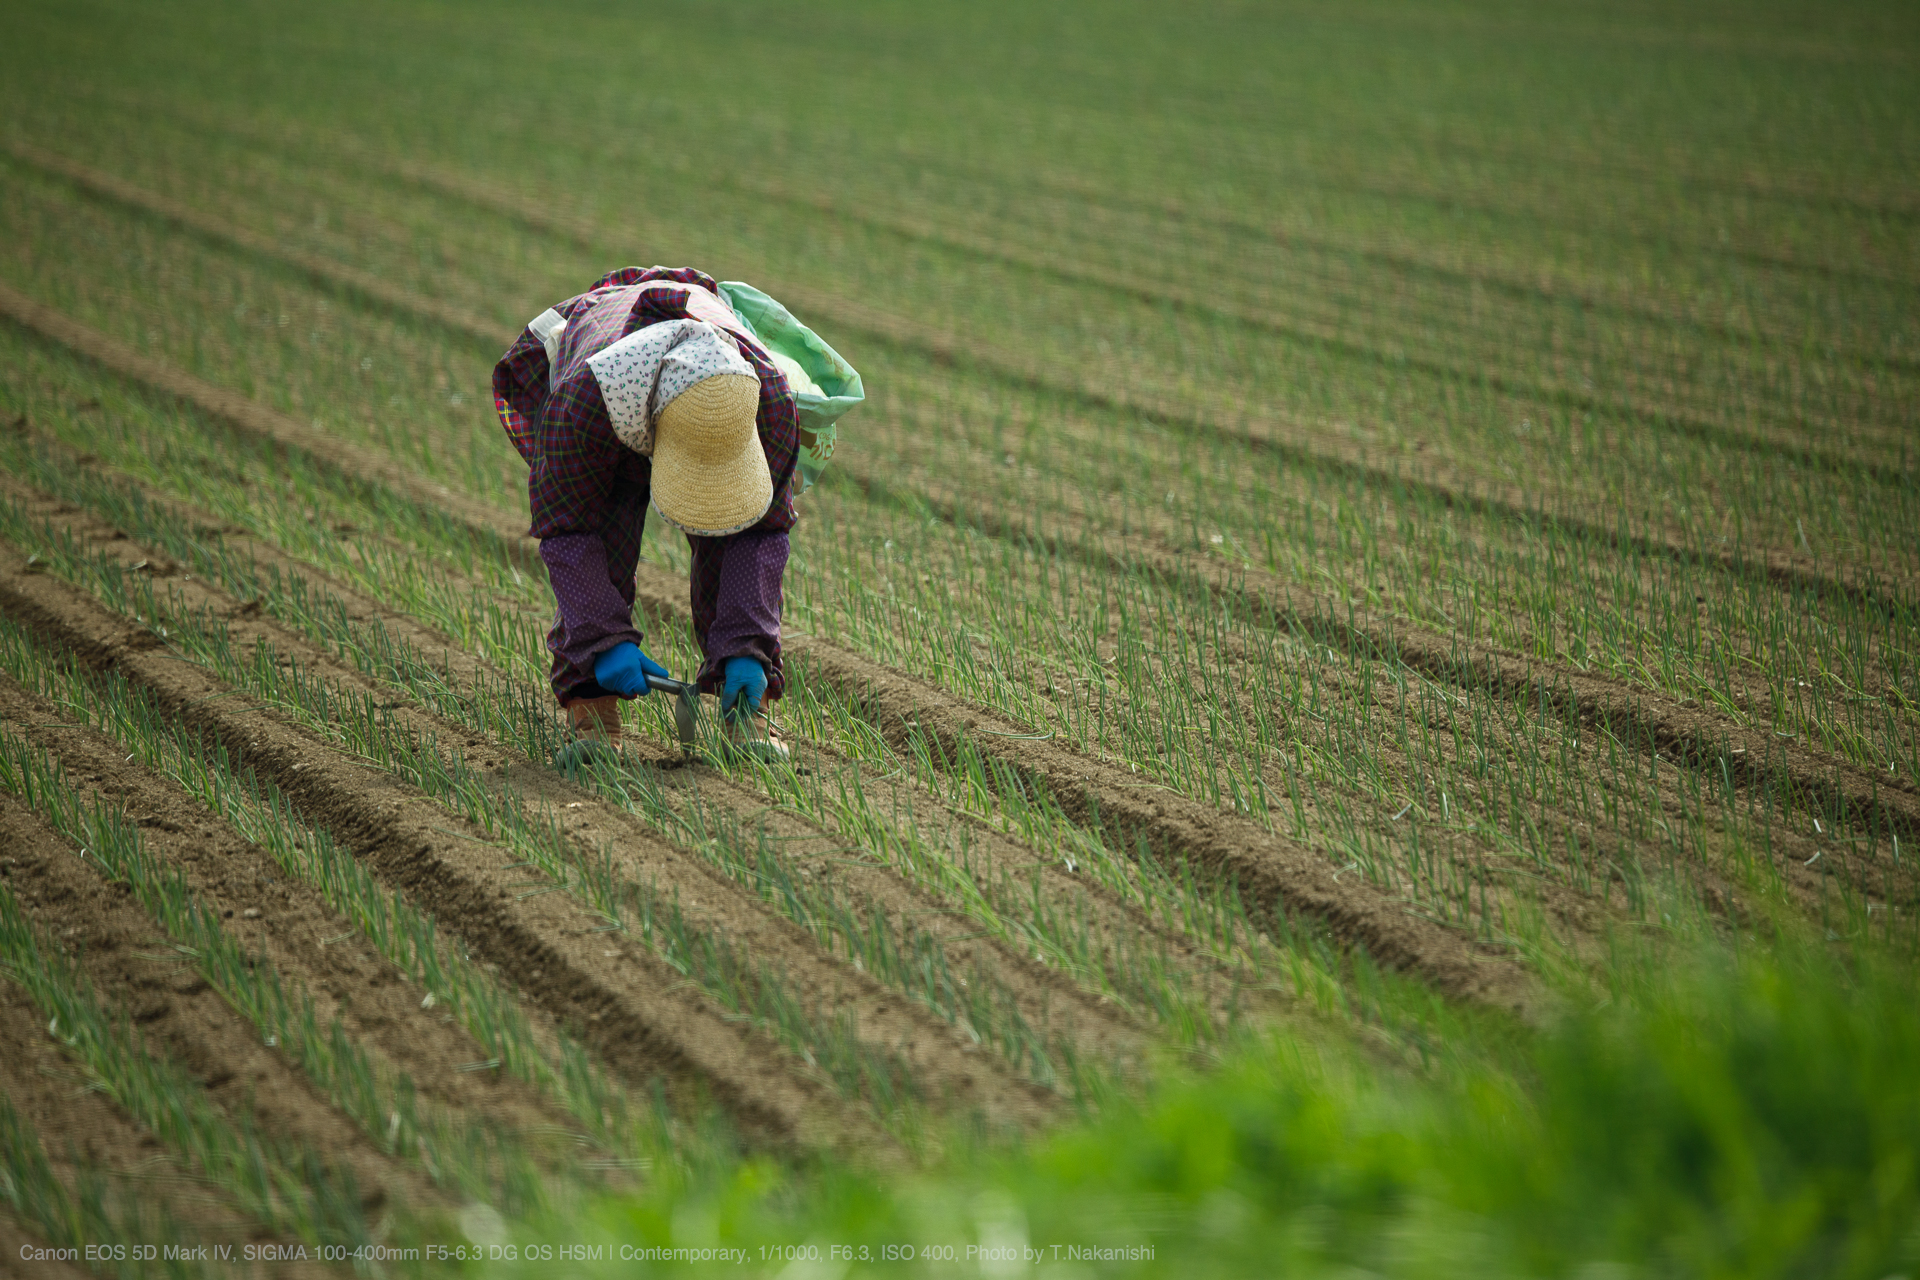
(646, 673, 701, 751)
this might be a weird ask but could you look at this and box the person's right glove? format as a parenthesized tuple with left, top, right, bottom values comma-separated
(722, 656, 768, 720)
(593, 642, 670, 697)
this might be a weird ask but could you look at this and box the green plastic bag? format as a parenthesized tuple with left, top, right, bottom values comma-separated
(717, 281, 864, 495)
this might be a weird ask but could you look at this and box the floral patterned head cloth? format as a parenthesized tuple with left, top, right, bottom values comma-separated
(585, 319, 758, 457)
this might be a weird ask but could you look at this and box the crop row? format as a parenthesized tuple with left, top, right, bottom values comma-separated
(0, 246, 1908, 1001)
(1, 138, 1911, 763)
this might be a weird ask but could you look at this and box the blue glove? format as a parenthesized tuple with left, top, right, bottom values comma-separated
(593, 642, 670, 697)
(722, 656, 768, 719)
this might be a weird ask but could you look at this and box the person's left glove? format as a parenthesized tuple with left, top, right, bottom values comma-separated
(721, 656, 768, 720)
(593, 642, 671, 697)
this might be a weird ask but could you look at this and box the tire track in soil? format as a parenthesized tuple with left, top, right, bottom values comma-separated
(5, 139, 1901, 613)
(830, 461, 1920, 854)
(0, 442, 1151, 1100)
(0, 788, 435, 1223)
(0, 671, 603, 1166)
(0, 547, 904, 1158)
(0, 282, 1535, 1012)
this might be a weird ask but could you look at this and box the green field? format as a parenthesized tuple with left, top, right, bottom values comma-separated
(0, 0, 1914, 1275)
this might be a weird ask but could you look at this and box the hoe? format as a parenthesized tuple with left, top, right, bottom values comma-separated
(554, 671, 786, 769)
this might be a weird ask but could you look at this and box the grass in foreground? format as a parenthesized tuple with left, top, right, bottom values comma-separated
(478, 924, 1920, 1278)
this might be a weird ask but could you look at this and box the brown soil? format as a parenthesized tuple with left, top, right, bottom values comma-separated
(780, 729, 1282, 1034)
(0, 671, 597, 1163)
(0, 455, 1095, 1115)
(767, 618, 1539, 1013)
(0, 861, 252, 1277)
(0, 540, 902, 1157)
(0, 787, 433, 1227)
(0, 1220, 91, 1280)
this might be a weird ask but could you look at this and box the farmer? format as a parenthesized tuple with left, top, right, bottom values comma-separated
(493, 266, 797, 761)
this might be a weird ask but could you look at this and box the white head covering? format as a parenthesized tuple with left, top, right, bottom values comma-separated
(586, 319, 757, 456)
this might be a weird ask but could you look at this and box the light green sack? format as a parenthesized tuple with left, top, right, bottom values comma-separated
(717, 281, 864, 495)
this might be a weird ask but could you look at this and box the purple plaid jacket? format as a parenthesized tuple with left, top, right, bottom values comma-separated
(494, 267, 799, 705)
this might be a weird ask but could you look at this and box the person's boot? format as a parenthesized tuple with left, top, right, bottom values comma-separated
(555, 695, 622, 769)
(722, 705, 790, 765)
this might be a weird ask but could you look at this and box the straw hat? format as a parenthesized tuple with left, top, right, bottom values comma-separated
(650, 373, 772, 536)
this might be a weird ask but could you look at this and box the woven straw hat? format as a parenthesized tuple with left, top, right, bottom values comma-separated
(650, 373, 772, 536)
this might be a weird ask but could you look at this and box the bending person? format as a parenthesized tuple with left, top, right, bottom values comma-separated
(493, 266, 796, 761)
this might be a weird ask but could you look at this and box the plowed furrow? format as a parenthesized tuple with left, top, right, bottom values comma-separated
(0, 837, 255, 1270)
(831, 461, 1920, 854)
(0, 543, 893, 1155)
(0, 672, 589, 1152)
(766, 629, 1535, 1011)
(0, 456, 1124, 1113)
(0, 787, 434, 1217)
